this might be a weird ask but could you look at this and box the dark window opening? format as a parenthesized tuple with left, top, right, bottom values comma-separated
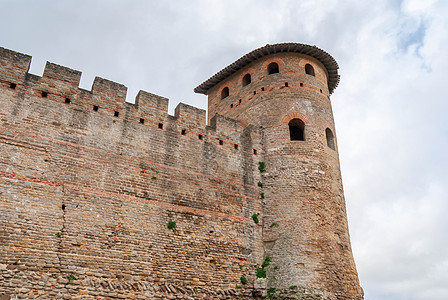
(181, 129, 186, 135)
(326, 128, 335, 150)
(221, 87, 229, 99)
(198, 134, 203, 140)
(93, 105, 99, 111)
(230, 103, 233, 108)
(42, 91, 48, 97)
(320, 89, 323, 93)
(10, 83, 16, 89)
(234, 144, 238, 150)
(158, 123, 163, 129)
(267, 62, 279, 74)
(218, 139, 223, 145)
(289, 118, 305, 141)
(305, 64, 315, 76)
(139, 118, 145, 124)
(209, 230, 214, 233)
(62, 204, 66, 210)
(114, 111, 119, 117)
(261, 87, 264, 91)
(254, 91, 256, 95)
(253, 149, 257, 155)
(285, 82, 288, 87)
(239, 99, 242, 104)
(242, 73, 251, 86)
(300, 83, 304, 87)
(65, 98, 71, 104)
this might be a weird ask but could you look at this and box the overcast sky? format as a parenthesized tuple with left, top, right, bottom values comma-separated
(2, 0, 447, 299)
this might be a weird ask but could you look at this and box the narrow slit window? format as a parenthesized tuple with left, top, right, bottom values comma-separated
(326, 128, 335, 150)
(261, 87, 264, 91)
(267, 62, 279, 74)
(42, 91, 48, 97)
(218, 139, 223, 145)
(300, 83, 304, 87)
(239, 99, 242, 104)
(285, 82, 288, 87)
(158, 123, 163, 129)
(221, 87, 229, 99)
(253, 149, 257, 155)
(93, 105, 99, 111)
(114, 111, 119, 117)
(242, 74, 251, 86)
(65, 98, 71, 104)
(289, 118, 305, 141)
(305, 64, 315, 76)
(230, 103, 233, 108)
(10, 83, 16, 89)
(139, 118, 145, 124)
(234, 144, 238, 150)
(181, 129, 186, 135)
(198, 134, 203, 140)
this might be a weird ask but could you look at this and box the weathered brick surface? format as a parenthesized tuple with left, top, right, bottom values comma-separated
(0, 44, 362, 299)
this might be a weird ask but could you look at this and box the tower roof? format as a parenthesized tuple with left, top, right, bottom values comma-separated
(194, 42, 340, 95)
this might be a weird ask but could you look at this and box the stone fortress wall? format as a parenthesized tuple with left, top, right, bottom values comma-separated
(0, 44, 363, 299)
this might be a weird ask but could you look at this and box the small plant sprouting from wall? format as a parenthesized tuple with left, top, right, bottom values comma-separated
(258, 162, 266, 173)
(55, 233, 61, 238)
(255, 267, 266, 278)
(257, 181, 263, 188)
(260, 193, 265, 199)
(240, 276, 247, 284)
(261, 256, 271, 268)
(270, 222, 278, 228)
(255, 256, 271, 279)
(151, 176, 157, 180)
(252, 213, 259, 224)
(167, 220, 176, 230)
(289, 285, 297, 290)
(66, 274, 76, 285)
(267, 287, 276, 298)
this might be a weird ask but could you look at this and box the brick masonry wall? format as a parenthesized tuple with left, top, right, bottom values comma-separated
(0, 47, 265, 299)
(207, 53, 363, 299)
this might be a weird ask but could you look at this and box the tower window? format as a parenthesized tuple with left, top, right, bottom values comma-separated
(289, 118, 305, 141)
(93, 105, 99, 111)
(41, 91, 48, 97)
(140, 118, 145, 124)
(221, 87, 229, 99)
(181, 129, 186, 135)
(305, 64, 315, 76)
(10, 83, 16, 89)
(65, 98, 71, 104)
(326, 128, 335, 150)
(267, 62, 279, 75)
(114, 111, 119, 117)
(242, 74, 251, 86)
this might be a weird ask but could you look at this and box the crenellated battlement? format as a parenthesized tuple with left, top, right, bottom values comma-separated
(0, 46, 257, 151)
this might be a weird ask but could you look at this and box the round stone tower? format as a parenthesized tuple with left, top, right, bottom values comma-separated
(195, 43, 363, 299)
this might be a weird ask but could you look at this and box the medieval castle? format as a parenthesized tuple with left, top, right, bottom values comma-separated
(0, 43, 363, 299)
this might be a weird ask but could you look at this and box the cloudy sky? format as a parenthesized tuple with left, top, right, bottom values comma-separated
(2, 0, 447, 299)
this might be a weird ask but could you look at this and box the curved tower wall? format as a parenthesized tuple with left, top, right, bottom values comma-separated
(204, 51, 363, 298)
